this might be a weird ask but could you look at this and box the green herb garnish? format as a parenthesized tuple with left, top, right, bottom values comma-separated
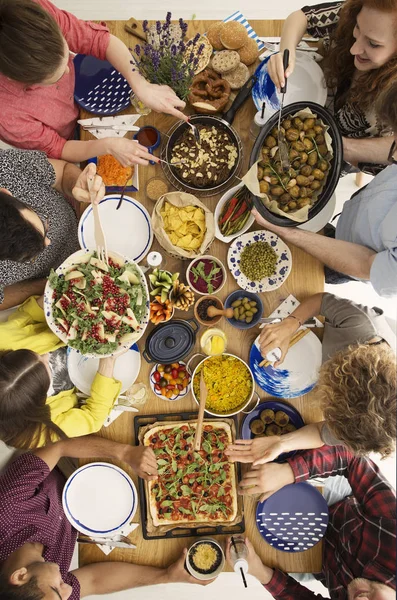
(191, 260, 222, 294)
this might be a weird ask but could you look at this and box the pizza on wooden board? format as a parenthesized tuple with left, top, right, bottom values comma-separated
(143, 421, 238, 526)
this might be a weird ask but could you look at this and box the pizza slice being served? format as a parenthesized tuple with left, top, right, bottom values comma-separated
(143, 421, 238, 527)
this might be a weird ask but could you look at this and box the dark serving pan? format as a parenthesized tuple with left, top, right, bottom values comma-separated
(249, 101, 343, 227)
(134, 411, 244, 540)
(162, 75, 256, 195)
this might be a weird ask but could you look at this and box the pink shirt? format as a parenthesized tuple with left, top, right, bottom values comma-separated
(0, 0, 110, 158)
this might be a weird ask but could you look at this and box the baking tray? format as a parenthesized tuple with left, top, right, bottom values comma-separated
(133, 410, 245, 540)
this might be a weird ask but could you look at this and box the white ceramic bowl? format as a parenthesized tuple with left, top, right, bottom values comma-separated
(44, 248, 150, 358)
(186, 539, 225, 581)
(214, 182, 255, 243)
(186, 255, 227, 296)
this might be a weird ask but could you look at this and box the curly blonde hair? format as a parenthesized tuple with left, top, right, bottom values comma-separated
(317, 343, 396, 459)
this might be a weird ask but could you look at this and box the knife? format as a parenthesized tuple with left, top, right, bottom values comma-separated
(77, 537, 136, 549)
(259, 317, 317, 327)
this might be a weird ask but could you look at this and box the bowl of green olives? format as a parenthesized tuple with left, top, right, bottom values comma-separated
(224, 291, 263, 330)
(249, 101, 342, 227)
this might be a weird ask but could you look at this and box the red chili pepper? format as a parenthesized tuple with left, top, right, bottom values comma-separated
(219, 196, 239, 224)
(231, 200, 248, 221)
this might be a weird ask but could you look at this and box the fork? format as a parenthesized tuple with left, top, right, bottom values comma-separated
(87, 176, 108, 265)
(157, 157, 188, 167)
(77, 533, 136, 548)
(187, 117, 201, 146)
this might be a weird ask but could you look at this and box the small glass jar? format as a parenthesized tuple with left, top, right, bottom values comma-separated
(130, 93, 151, 116)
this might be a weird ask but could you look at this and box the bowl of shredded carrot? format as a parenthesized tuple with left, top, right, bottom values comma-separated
(95, 155, 135, 188)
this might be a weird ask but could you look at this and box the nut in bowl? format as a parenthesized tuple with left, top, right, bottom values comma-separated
(225, 290, 263, 329)
(186, 255, 226, 296)
(150, 361, 191, 401)
(44, 249, 149, 358)
(186, 539, 225, 581)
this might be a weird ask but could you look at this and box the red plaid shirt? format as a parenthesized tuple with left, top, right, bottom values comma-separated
(264, 446, 396, 599)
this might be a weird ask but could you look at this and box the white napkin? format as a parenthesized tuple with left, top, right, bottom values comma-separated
(264, 294, 323, 327)
(78, 115, 142, 139)
(103, 401, 139, 428)
(96, 522, 140, 555)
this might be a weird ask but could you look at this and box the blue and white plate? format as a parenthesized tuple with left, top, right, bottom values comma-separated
(67, 344, 141, 396)
(227, 230, 292, 293)
(249, 331, 322, 398)
(256, 482, 329, 552)
(241, 400, 304, 462)
(63, 462, 137, 537)
(252, 52, 327, 114)
(74, 54, 132, 115)
(78, 195, 153, 264)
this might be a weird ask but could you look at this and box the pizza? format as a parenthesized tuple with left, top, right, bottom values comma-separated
(143, 421, 238, 526)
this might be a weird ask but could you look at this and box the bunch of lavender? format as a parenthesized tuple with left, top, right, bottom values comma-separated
(130, 13, 205, 100)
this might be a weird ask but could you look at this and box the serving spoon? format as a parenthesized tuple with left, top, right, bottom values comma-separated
(194, 371, 207, 451)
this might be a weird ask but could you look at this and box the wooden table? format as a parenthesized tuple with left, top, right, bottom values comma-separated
(78, 19, 324, 575)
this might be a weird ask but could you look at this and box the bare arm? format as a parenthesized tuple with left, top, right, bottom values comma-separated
(105, 35, 187, 121)
(60, 137, 155, 167)
(343, 136, 393, 165)
(33, 435, 158, 480)
(0, 279, 46, 311)
(252, 209, 376, 280)
(267, 9, 308, 89)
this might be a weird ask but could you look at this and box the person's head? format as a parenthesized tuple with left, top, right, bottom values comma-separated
(0, 543, 73, 600)
(0, 0, 70, 86)
(0, 349, 66, 449)
(347, 577, 396, 600)
(325, 0, 397, 109)
(317, 343, 396, 458)
(0, 189, 51, 262)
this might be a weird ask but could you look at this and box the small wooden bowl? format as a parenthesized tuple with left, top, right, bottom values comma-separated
(194, 295, 224, 327)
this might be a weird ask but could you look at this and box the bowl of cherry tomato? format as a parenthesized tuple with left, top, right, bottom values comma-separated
(149, 361, 191, 401)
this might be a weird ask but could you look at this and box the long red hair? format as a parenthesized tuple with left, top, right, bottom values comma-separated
(324, 0, 397, 109)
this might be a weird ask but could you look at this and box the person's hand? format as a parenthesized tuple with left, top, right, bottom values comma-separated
(251, 208, 280, 233)
(107, 137, 159, 167)
(72, 163, 105, 205)
(239, 462, 295, 501)
(259, 317, 299, 366)
(123, 445, 158, 480)
(225, 437, 284, 465)
(166, 549, 215, 585)
(267, 49, 296, 91)
(226, 538, 274, 585)
(134, 79, 187, 121)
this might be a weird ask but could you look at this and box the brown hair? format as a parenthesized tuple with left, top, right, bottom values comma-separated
(0, 191, 46, 262)
(0, 573, 44, 600)
(0, 349, 67, 449)
(323, 0, 397, 110)
(376, 78, 397, 129)
(317, 343, 396, 459)
(0, 0, 65, 85)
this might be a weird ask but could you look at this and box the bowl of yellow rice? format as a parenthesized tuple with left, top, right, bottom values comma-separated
(191, 353, 256, 417)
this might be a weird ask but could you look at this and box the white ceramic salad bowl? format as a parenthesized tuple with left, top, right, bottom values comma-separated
(44, 248, 150, 358)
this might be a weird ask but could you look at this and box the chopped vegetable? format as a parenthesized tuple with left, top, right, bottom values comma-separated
(97, 155, 134, 186)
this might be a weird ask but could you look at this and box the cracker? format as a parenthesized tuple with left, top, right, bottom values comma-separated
(223, 62, 250, 90)
(211, 50, 240, 74)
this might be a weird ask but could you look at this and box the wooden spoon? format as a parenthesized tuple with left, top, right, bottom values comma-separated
(207, 305, 234, 319)
(194, 371, 207, 451)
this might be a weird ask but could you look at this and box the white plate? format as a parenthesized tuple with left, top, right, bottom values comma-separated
(250, 330, 322, 398)
(227, 230, 292, 292)
(214, 182, 255, 243)
(252, 51, 327, 113)
(44, 248, 150, 358)
(67, 344, 141, 396)
(78, 195, 153, 264)
(62, 462, 137, 537)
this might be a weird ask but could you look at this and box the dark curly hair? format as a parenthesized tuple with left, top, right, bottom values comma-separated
(0, 191, 46, 262)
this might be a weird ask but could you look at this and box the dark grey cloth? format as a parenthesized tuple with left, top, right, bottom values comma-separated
(0, 149, 79, 303)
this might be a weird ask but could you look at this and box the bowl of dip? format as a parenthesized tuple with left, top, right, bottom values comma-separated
(186, 255, 226, 296)
(186, 539, 225, 581)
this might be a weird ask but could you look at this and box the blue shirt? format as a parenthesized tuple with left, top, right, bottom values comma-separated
(336, 165, 397, 297)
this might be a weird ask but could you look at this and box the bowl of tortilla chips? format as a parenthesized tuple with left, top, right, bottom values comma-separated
(152, 191, 215, 259)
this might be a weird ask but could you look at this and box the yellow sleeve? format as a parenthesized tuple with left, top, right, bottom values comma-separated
(47, 373, 122, 442)
(0, 296, 64, 355)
